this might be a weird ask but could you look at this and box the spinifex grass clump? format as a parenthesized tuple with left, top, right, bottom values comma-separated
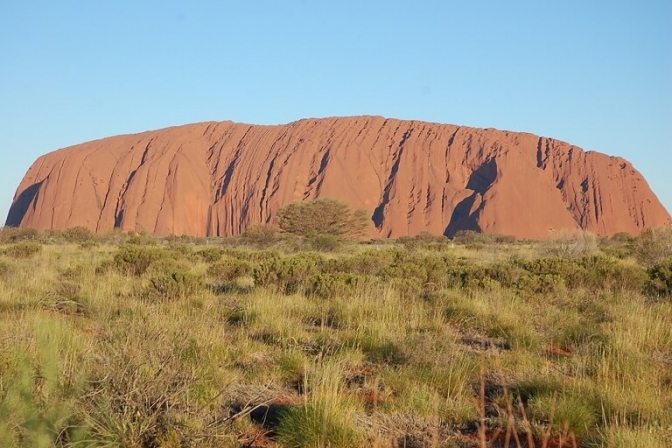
(276, 359, 364, 447)
(0, 228, 671, 447)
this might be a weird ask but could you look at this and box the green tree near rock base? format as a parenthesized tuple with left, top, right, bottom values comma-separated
(277, 198, 370, 240)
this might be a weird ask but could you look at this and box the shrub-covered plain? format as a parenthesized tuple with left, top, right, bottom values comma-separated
(0, 227, 671, 447)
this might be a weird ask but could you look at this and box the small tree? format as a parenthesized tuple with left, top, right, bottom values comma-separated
(277, 198, 369, 240)
(242, 223, 280, 247)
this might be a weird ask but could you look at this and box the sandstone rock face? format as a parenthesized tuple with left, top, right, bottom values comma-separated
(7, 117, 671, 239)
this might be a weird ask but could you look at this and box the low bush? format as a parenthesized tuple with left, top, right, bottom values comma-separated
(390, 277, 425, 300)
(207, 258, 252, 282)
(484, 262, 528, 288)
(0, 227, 41, 243)
(515, 257, 585, 287)
(543, 230, 598, 258)
(451, 230, 485, 245)
(111, 245, 164, 276)
(397, 232, 449, 251)
(253, 254, 321, 293)
(125, 233, 158, 246)
(303, 273, 368, 299)
(59, 226, 95, 244)
(195, 247, 225, 263)
(1, 242, 42, 259)
(378, 251, 455, 286)
(445, 263, 489, 289)
(163, 243, 199, 262)
(577, 255, 647, 292)
(632, 226, 672, 267)
(222, 248, 281, 263)
(146, 272, 203, 302)
(647, 258, 672, 298)
(321, 249, 400, 276)
(242, 223, 280, 247)
(307, 232, 343, 252)
(146, 256, 193, 277)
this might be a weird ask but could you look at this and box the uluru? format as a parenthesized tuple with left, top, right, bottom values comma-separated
(6, 116, 671, 239)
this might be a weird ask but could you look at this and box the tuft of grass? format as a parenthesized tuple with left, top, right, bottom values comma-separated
(277, 359, 363, 448)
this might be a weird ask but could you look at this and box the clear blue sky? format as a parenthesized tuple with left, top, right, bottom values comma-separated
(1, 1, 670, 223)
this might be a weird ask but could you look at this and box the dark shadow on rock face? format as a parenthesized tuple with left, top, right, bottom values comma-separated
(5, 181, 42, 227)
(466, 158, 498, 194)
(445, 193, 481, 238)
(445, 159, 498, 238)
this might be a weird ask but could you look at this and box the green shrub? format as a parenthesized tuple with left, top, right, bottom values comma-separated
(1, 242, 42, 259)
(195, 247, 225, 263)
(125, 234, 158, 246)
(600, 232, 635, 259)
(377, 251, 456, 286)
(524, 273, 567, 295)
(390, 277, 425, 300)
(146, 272, 203, 302)
(321, 249, 399, 276)
(451, 230, 483, 244)
(0, 227, 41, 243)
(397, 232, 449, 251)
(379, 258, 428, 284)
(112, 245, 164, 276)
(147, 257, 192, 277)
(59, 226, 94, 244)
(647, 258, 672, 297)
(223, 248, 281, 263)
(516, 257, 584, 287)
(578, 255, 647, 292)
(207, 258, 252, 282)
(242, 223, 280, 247)
(632, 226, 672, 267)
(543, 230, 598, 258)
(451, 230, 517, 245)
(484, 262, 527, 288)
(307, 232, 343, 252)
(303, 273, 366, 299)
(253, 254, 321, 293)
(163, 243, 199, 262)
(445, 263, 489, 289)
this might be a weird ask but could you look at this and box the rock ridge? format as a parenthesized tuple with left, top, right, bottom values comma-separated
(7, 116, 671, 239)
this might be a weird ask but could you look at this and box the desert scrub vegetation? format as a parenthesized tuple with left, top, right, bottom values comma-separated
(0, 225, 671, 447)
